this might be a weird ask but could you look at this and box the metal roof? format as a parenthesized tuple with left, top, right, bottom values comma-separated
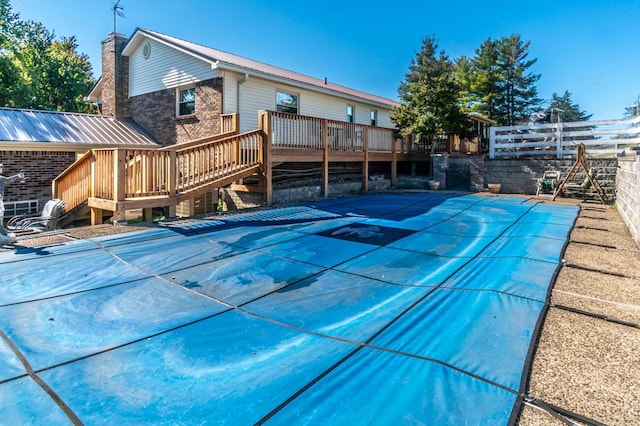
(122, 28, 399, 109)
(0, 108, 159, 147)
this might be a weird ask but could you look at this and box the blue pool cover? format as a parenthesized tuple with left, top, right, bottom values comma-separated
(0, 193, 578, 425)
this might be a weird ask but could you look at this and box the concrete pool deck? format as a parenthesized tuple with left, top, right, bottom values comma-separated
(2, 192, 639, 425)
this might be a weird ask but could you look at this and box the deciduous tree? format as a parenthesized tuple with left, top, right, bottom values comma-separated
(0, 0, 95, 112)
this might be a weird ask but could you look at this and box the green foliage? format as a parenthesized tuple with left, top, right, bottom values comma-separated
(0, 0, 95, 112)
(392, 36, 468, 138)
(456, 35, 541, 126)
(548, 90, 592, 122)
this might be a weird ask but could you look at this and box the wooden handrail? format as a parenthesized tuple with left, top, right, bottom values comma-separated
(52, 150, 95, 213)
(53, 128, 264, 215)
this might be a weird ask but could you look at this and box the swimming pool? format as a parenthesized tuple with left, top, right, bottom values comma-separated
(0, 193, 578, 424)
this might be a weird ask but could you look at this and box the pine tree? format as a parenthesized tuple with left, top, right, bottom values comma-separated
(494, 35, 542, 125)
(457, 35, 541, 126)
(392, 36, 468, 139)
(548, 91, 592, 123)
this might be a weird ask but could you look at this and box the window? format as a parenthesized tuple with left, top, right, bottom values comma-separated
(347, 105, 355, 123)
(276, 90, 298, 114)
(370, 110, 377, 126)
(178, 87, 195, 116)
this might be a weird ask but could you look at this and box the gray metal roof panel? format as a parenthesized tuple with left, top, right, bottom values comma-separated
(0, 108, 159, 147)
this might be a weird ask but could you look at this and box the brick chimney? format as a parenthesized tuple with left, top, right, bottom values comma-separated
(101, 32, 129, 117)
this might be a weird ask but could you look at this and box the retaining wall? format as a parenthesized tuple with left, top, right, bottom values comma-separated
(482, 158, 618, 196)
(616, 154, 640, 248)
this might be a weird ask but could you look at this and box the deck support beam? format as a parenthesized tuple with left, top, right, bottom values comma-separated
(322, 120, 329, 198)
(362, 128, 369, 193)
(391, 138, 398, 187)
(91, 207, 103, 225)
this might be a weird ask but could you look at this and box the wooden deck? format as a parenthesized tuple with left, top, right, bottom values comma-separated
(53, 111, 431, 225)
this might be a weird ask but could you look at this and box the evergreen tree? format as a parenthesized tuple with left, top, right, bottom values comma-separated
(455, 38, 501, 119)
(494, 35, 542, 125)
(548, 90, 592, 123)
(392, 36, 468, 139)
(457, 35, 541, 126)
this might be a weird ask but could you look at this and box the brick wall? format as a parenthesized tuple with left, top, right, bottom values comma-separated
(101, 33, 129, 117)
(0, 151, 77, 204)
(129, 78, 223, 146)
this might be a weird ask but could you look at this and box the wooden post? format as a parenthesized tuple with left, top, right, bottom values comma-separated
(391, 138, 398, 187)
(142, 208, 153, 222)
(91, 207, 104, 225)
(112, 149, 127, 223)
(259, 110, 273, 204)
(322, 119, 329, 198)
(362, 127, 369, 193)
(167, 150, 177, 217)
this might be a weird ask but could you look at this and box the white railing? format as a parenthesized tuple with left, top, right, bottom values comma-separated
(489, 116, 640, 158)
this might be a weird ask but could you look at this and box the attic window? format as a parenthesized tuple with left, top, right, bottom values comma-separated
(276, 90, 298, 114)
(143, 42, 151, 59)
(178, 87, 195, 116)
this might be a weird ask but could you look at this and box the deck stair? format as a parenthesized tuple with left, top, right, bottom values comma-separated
(53, 126, 264, 225)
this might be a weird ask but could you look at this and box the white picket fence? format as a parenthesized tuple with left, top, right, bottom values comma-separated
(489, 116, 640, 159)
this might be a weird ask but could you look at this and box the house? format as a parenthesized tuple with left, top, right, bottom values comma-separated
(87, 29, 398, 146)
(0, 107, 158, 216)
(53, 29, 506, 224)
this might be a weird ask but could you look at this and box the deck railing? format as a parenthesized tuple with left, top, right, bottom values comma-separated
(267, 110, 398, 153)
(53, 150, 95, 213)
(175, 130, 262, 192)
(53, 129, 263, 215)
(490, 116, 640, 159)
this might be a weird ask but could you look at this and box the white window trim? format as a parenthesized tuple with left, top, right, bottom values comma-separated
(347, 105, 355, 123)
(275, 89, 299, 114)
(176, 85, 196, 117)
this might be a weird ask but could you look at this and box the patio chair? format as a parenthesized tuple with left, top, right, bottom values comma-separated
(536, 170, 560, 196)
(7, 199, 65, 233)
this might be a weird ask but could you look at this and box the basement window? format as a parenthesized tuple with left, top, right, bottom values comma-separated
(178, 87, 195, 116)
(276, 90, 298, 114)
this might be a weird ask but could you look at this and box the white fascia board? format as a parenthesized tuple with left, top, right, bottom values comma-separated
(212, 61, 394, 110)
(122, 31, 218, 69)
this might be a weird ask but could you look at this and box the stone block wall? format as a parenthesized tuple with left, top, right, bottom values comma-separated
(0, 151, 77, 205)
(616, 155, 640, 248)
(483, 158, 618, 197)
(129, 78, 223, 146)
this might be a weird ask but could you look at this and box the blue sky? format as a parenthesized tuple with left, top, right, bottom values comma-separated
(11, 0, 640, 120)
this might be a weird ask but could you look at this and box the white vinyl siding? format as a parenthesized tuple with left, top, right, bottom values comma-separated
(239, 78, 277, 132)
(222, 71, 239, 114)
(128, 39, 220, 97)
(238, 76, 394, 132)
